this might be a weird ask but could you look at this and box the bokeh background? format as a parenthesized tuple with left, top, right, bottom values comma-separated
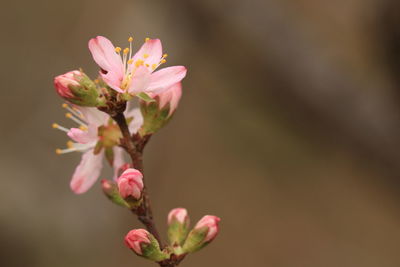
(1, 0, 400, 266)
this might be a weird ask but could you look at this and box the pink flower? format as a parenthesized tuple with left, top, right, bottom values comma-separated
(88, 36, 187, 95)
(116, 168, 144, 199)
(168, 208, 189, 225)
(124, 229, 151, 255)
(194, 215, 221, 242)
(54, 70, 81, 98)
(151, 82, 182, 116)
(52, 104, 143, 194)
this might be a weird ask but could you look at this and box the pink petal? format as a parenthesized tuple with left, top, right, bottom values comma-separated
(74, 106, 108, 127)
(70, 149, 104, 194)
(88, 36, 124, 78)
(112, 146, 125, 180)
(100, 71, 124, 93)
(125, 108, 143, 134)
(128, 66, 151, 95)
(130, 39, 163, 72)
(67, 128, 92, 144)
(146, 66, 187, 93)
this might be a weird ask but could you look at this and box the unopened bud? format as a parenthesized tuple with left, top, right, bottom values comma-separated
(117, 168, 144, 200)
(124, 229, 169, 261)
(101, 179, 129, 208)
(54, 70, 105, 107)
(139, 83, 182, 136)
(167, 208, 190, 246)
(182, 215, 221, 253)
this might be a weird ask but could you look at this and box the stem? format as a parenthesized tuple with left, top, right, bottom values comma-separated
(109, 108, 178, 267)
(111, 112, 162, 246)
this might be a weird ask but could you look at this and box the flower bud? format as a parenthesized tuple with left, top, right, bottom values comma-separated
(117, 168, 144, 200)
(154, 82, 182, 116)
(167, 208, 190, 246)
(139, 83, 182, 136)
(182, 215, 221, 253)
(124, 229, 169, 262)
(54, 70, 105, 107)
(101, 179, 129, 208)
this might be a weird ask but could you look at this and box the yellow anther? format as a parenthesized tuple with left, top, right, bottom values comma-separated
(115, 47, 122, 53)
(79, 125, 87, 131)
(52, 123, 59, 129)
(62, 103, 68, 108)
(94, 79, 99, 84)
(145, 37, 150, 42)
(55, 149, 62, 155)
(127, 59, 133, 64)
(128, 36, 134, 42)
(143, 54, 149, 59)
(160, 59, 167, 64)
(135, 60, 144, 67)
(123, 48, 130, 54)
(65, 113, 73, 118)
(163, 53, 168, 58)
(145, 64, 149, 67)
(152, 64, 157, 70)
(67, 141, 74, 148)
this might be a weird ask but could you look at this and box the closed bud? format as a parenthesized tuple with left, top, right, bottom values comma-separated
(167, 208, 190, 246)
(54, 70, 106, 107)
(101, 179, 129, 208)
(124, 229, 169, 262)
(139, 83, 182, 136)
(182, 215, 221, 253)
(117, 168, 144, 200)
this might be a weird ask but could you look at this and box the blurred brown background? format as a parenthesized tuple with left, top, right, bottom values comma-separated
(1, 0, 400, 266)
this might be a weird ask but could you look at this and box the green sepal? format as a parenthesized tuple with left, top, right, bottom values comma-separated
(139, 101, 172, 136)
(168, 220, 189, 247)
(105, 147, 114, 166)
(67, 72, 106, 107)
(137, 92, 156, 102)
(101, 180, 130, 208)
(140, 234, 170, 262)
(182, 227, 209, 253)
(93, 140, 103, 155)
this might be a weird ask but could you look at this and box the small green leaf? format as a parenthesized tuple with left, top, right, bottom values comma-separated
(137, 92, 155, 102)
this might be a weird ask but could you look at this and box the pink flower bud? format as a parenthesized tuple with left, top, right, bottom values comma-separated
(116, 168, 144, 199)
(124, 229, 151, 255)
(54, 70, 82, 99)
(152, 82, 182, 116)
(194, 215, 221, 242)
(168, 208, 189, 226)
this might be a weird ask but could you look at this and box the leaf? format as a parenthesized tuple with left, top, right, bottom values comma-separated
(137, 92, 155, 102)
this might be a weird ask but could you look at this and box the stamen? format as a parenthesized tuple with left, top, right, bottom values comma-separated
(152, 64, 157, 70)
(160, 59, 167, 64)
(135, 60, 144, 67)
(115, 47, 122, 53)
(94, 79, 99, 84)
(143, 54, 149, 59)
(66, 113, 87, 126)
(145, 64, 149, 67)
(52, 123, 69, 133)
(67, 141, 74, 148)
(163, 53, 168, 58)
(55, 147, 78, 154)
(127, 59, 133, 65)
(128, 37, 133, 59)
(123, 48, 130, 54)
(62, 103, 84, 120)
(145, 37, 150, 42)
(79, 125, 88, 131)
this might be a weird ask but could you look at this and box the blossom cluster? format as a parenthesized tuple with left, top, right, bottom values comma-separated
(52, 35, 220, 266)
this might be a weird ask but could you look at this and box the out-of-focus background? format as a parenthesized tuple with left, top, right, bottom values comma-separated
(1, 0, 400, 266)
